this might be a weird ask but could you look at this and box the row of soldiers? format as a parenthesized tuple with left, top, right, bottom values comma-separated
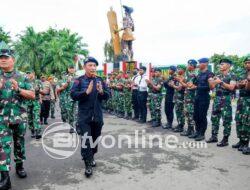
(0, 42, 79, 190)
(104, 57, 250, 155)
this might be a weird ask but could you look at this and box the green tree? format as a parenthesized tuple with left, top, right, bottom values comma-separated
(0, 26, 11, 44)
(14, 27, 89, 77)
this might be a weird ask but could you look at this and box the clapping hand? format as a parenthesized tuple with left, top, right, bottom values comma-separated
(86, 80, 94, 95)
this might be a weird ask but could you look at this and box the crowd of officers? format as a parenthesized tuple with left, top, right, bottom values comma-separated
(104, 57, 250, 155)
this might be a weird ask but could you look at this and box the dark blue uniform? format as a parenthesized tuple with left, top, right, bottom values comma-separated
(70, 75, 109, 162)
(163, 75, 175, 127)
(194, 70, 214, 138)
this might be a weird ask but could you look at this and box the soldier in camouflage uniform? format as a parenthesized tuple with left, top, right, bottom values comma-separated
(178, 60, 197, 137)
(49, 76, 57, 119)
(26, 71, 42, 139)
(0, 42, 35, 189)
(147, 68, 155, 124)
(207, 59, 236, 147)
(57, 65, 77, 133)
(116, 72, 125, 118)
(124, 73, 133, 119)
(57, 72, 67, 122)
(146, 68, 163, 127)
(170, 65, 186, 132)
(233, 57, 250, 154)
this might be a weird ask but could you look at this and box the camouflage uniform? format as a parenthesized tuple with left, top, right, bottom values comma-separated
(124, 78, 132, 118)
(183, 70, 197, 135)
(210, 72, 236, 137)
(148, 76, 163, 126)
(235, 70, 250, 148)
(58, 73, 77, 127)
(117, 78, 125, 117)
(27, 79, 42, 135)
(0, 70, 33, 171)
(173, 77, 185, 130)
(57, 78, 67, 122)
(50, 82, 57, 118)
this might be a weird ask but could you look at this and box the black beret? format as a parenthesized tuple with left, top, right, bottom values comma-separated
(84, 57, 99, 66)
(219, 58, 233, 65)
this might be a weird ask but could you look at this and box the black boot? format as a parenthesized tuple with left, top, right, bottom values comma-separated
(51, 115, 55, 119)
(0, 171, 11, 190)
(69, 128, 75, 134)
(217, 136, 229, 147)
(152, 120, 160, 128)
(35, 130, 42, 140)
(84, 160, 93, 178)
(195, 135, 205, 141)
(162, 123, 172, 129)
(31, 129, 35, 138)
(44, 118, 48, 125)
(173, 125, 184, 133)
(188, 130, 195, 138)
(16, 163, 27, 178)
(242, 147, 250, 155)
(238, 141, 249, 151)
(180, 126, 193, 136)
(206, 135, 218, 143)
(232, 140, 243, 148)
(189, 132, 198, 139)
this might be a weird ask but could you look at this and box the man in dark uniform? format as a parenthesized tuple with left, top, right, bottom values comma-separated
(131, 68, 140, 120)
(191, 58, 214, 141)
(70, 57, 109, 177)
(163, 66, 177, 129)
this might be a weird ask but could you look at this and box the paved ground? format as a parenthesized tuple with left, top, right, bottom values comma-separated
(9, 101, 250, 190)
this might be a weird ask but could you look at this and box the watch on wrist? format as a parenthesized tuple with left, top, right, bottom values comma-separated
(16, 87, 21, 94)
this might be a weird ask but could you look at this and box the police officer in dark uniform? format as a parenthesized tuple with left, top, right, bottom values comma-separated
(163, 66, 177, 129)
(70, 57, 110, 177)
(191, 58, 214, 141)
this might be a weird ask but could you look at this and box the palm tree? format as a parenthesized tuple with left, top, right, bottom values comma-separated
(0, 27, 11, 44)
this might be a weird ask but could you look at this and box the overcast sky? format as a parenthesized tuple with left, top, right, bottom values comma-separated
(1, 0, 250, 67)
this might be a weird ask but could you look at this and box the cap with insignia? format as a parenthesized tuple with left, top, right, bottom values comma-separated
(187, 59, 198, 67)
(84, 57, 99, 66)
(0, 41, 14, 57)
(169, 66, 177, 72)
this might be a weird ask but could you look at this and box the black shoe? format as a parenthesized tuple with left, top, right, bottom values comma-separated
(0, 171, 11, 190)
(188, 131, 195, 138)
(16, 163, 27, 178)
(69, 128, 75, 134)
(242, 147, 250, 155)
(217, 136, 229, 147)
(189, 132, 198, 139)
(195, 135, 205, 141)
(232, 140, 243, 148)
(139, 120, 146, 124)
(84, 161, 93, 178)
(51, 115, 55, 119)
(35, 130, 42, 140)
(206, 135, 218, 143)
(31, 130, 35, 138)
